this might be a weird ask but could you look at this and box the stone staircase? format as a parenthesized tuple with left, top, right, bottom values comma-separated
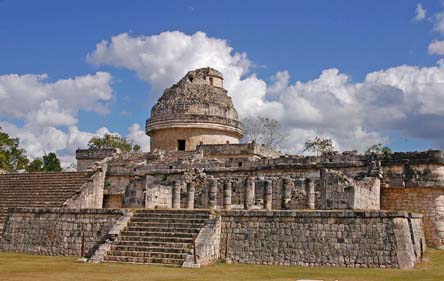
(0, 172, 93, 238)
(102, 209, 213, 266)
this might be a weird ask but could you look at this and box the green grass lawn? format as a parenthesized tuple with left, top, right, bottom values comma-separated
(0, 250, 443, 281)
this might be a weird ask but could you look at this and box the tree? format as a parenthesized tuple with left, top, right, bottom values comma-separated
(27, 152, 62, 172)
(42, 152, 62, 172)
(133, 144, 141, 152)
(0, 126, 29, 171)
(88, 133, 133, 153)
(366, 143, 393, 155)
(242, 116, 286, 150)
(303, 136, 335, 156)
(27, 158, 43, 172)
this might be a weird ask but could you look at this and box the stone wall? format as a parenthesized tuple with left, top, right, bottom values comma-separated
(76, 148, 117, 171)
(145, 175, 172, 209)
(220, 210, 424, 269)
(64, 161, 108, 209)
(197, 143, 281, 159)
(382, 187, 444, 248)
(0, 208, 124, 256)
(319, 169, 380, 210)
(183, 215, 221, 268)
(148, 127, 240, 152)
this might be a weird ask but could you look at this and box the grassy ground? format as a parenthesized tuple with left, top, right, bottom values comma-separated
(0, 250, 443, 281)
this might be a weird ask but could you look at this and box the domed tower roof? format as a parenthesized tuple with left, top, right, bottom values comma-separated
(146, 67, 243, 152)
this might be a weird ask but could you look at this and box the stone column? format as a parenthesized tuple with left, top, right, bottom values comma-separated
(306, 178, 315, 209)
(208, 178, 218, 209)
(172, 181, 181, 209)
(244, 177, 255, 210)
(282, 178, 292, 209)
(223, 180, 232, 210)
(264, 179, 273, 210)
(186, 182, 195, 209)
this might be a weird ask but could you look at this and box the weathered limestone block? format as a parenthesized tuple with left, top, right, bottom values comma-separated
(183, 215, 221, 268)
(306, 178, 315, 209)
(282, 178, 293, 209)
(123, 176, 146, 208)
(172, 181, 182, 209)
(223, 181, 232, 210)
(187, 182, 195, 209)
(244, 177, 255, 210)
(264, 179, 272, 210)
(393, 217, 416, 269)
(208, 178, 218, 209)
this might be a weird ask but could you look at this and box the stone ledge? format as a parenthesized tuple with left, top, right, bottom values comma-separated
(8, 207, 125, 215)
(220, 209, 421, 219)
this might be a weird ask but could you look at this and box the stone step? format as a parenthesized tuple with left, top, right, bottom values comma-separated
(130, 217, 209, 224)
(134, 210, 211, 217)
(120, 231, 195, 239)
(102, 256, 183, 266)
(118, 235, 193, 243)
(126, 222, 205, 229)
(114, 240, 192, 249)
(99, 209, 211, 266)
(111, 245, 191, 254)
(107, 250, 188, 259)
(126, 226, 201, 234)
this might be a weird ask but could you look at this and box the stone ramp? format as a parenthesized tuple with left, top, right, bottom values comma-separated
(102, 209, 213, 266)
(0, 172, 93, 237)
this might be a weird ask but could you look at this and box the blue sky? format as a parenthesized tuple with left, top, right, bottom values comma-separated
(1, 0, 444, 165)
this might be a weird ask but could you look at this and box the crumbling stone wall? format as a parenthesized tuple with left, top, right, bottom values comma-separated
(197, 143, 281, 159)
(319, 169, 380, 210)
(0, 208, 123, 256)
(123, 176, 146, 208)
(145, 175, 172, 209)
(220, 210, 424, 269)
(64, 161, 108, 209)
(76, 148, 117, 171)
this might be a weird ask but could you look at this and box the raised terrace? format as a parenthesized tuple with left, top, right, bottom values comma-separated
(0, 172, 93, 236)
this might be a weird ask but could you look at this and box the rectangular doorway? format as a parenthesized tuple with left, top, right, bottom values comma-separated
(178, 139, 186, 151)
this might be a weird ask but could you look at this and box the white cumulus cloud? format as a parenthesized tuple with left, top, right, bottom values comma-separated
(428, 40, 444, 55)
(88, 31, 444, 152)
(126, 123, 150, 152)
(0, 72, 122, 167)
(415, 3, 427, 21)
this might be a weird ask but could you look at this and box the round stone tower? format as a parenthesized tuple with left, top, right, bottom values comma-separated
(146, 67, 244, 152)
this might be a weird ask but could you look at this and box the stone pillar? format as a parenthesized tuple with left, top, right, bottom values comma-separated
(244, 177, 255, 210)
(306, 178, 315, 209)
(186, 182, 195, 209)
(282, 178, 292, 209)
(223, 180, 232, 210)
(172, 181, 181, 209)
(264, 179, 273, 210)
(208, 178, 218, 209)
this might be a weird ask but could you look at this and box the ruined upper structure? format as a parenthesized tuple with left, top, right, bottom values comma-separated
(146, 67, 244, 152)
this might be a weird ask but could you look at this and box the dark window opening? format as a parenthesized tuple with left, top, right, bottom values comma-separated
(209, 77, 214, 86)
(178, 139, 186, 151)
(238, 162, 243, 167)
(188, 76, 194, 83)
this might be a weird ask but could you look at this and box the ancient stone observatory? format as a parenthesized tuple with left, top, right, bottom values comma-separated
(146, 67, 244, 152)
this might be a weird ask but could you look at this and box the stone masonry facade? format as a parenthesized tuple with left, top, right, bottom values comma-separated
(220, 210, 425, 269)
(0, 67, 442, 269)
(0, 208, 123, 256)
